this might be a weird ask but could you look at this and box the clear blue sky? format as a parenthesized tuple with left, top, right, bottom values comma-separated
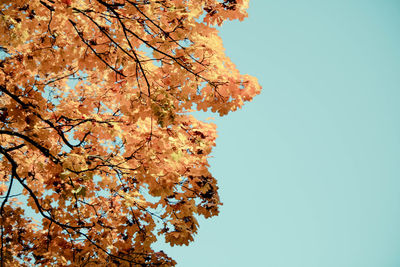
(155, 1, 400, 266)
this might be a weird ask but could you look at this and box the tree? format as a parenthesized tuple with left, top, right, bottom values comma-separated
(0, 0, 260, 265)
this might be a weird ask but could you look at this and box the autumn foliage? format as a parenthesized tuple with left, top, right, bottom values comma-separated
(0, 0, 260, 265)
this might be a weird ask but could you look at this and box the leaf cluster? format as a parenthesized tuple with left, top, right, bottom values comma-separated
(0, 0, 260, 265)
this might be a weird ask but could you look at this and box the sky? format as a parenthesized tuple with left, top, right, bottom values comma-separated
(155, 1, 400, 266)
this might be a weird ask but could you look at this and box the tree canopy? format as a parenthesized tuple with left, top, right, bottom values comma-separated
(0, 0, 260, 265)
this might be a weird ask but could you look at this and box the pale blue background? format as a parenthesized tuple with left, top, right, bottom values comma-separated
(155, 1, 400, 266)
